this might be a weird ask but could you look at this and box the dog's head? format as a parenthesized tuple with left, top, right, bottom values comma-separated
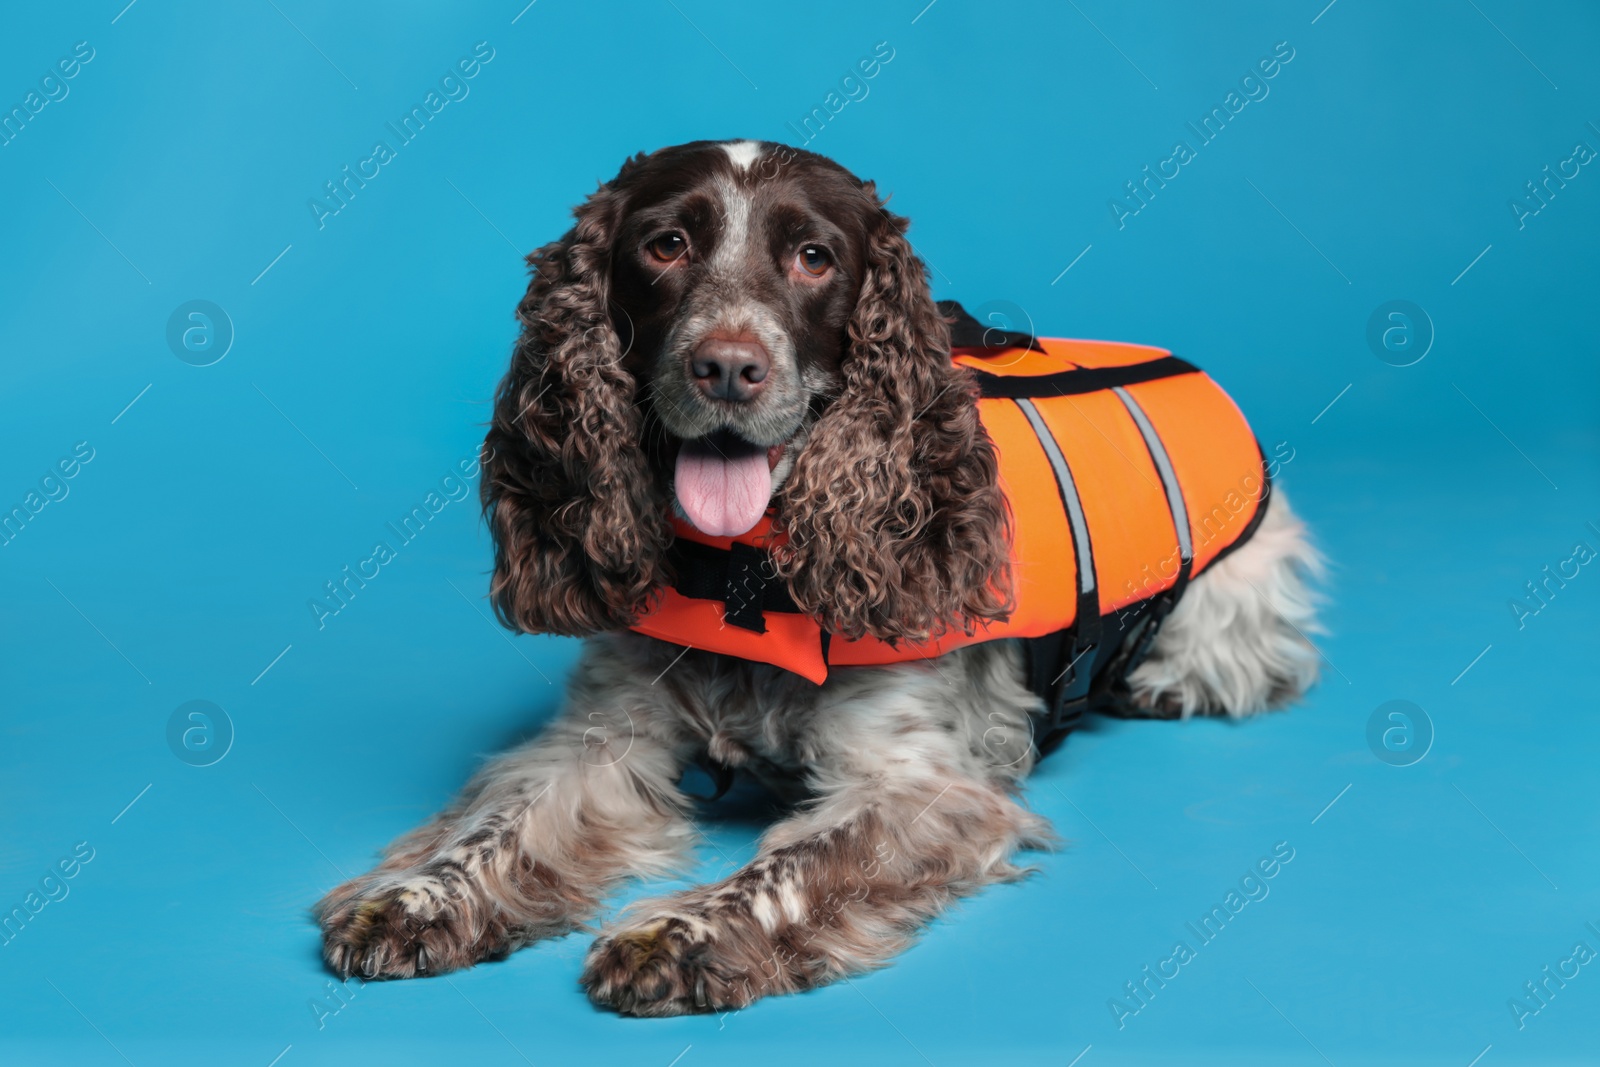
(482, 140, 1011, 643)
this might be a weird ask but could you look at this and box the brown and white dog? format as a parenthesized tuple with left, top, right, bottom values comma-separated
(314, 140, 1322, 1016)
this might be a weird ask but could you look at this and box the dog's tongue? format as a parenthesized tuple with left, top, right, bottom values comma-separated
(675, 432, 773, 537)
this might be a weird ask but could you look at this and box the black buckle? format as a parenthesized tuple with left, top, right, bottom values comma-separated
(1030, 634, 1096, 756)
(669, 539, 801, 634)
(1049, 636, 1096, 731)
(1055, 635, 1094, 691)
(723, 542, 774, 633)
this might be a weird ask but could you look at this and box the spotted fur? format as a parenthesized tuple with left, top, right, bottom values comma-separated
(314, 140, 1323, 1013)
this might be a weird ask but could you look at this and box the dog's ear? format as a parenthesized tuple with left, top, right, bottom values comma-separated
(773, 193, 1013, 644)
(481, 167, 668, 636)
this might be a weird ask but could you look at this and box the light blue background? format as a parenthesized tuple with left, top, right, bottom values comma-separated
(2, 1, 1597, 1064)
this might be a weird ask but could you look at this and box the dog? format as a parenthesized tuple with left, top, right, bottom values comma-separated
(314, 139, 1322, 1016)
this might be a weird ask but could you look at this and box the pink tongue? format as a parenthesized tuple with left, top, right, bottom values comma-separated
(675, 437, 773, 537)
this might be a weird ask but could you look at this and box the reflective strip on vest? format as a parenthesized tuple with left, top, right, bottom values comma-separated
(1113, 384, 1193, 582)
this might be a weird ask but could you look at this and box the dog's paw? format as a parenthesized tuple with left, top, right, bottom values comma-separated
(316, 876, 501, 980)
(581, 913, 763, 1017)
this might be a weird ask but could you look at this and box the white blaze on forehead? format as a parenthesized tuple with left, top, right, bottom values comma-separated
(709, 174, 753, 273)
(721, 140, 763, 171)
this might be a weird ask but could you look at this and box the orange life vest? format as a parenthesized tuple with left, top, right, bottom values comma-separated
(630, 306, 1270, 750)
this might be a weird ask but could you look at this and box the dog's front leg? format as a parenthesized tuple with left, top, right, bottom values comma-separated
(316, 636, 696, 980)
(582, 649, 1053, 1016)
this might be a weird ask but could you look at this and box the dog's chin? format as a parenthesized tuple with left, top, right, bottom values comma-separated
(671, 427, 792, 538)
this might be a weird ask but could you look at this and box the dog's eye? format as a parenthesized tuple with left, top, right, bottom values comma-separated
(796, 245, 831, 276)
(648, 233, 688, 263)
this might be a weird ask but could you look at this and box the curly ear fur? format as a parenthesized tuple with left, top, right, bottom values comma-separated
(772, 197, 1013, 644)
(481, 173, 668, 636)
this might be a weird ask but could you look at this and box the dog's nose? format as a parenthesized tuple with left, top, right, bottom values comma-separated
(690, 337, 770, 402)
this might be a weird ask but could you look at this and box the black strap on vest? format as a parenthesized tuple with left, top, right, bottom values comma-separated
(1012, 395, 1102, 747)
(938, 299, 1046, 352)
(974, 357, 1200, 399)
(938, 298, 1200, 400)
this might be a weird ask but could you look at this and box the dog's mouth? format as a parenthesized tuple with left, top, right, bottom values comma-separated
(674, 429, 786, 537)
